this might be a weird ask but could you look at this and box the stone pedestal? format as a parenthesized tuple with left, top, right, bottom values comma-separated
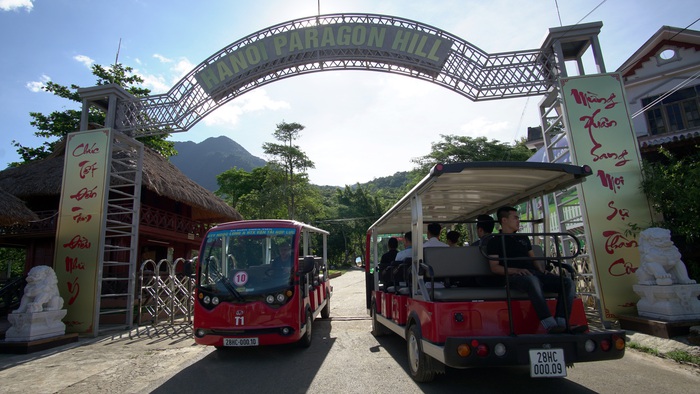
(618, 314, 700, 339)
(632, 283, 700, 321)
(4, 310, 68, 342)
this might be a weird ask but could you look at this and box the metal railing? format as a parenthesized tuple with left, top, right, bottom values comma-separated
(135, 257, 195, 337)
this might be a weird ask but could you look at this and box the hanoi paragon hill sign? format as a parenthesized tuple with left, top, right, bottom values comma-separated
(195, 23, 453, 96)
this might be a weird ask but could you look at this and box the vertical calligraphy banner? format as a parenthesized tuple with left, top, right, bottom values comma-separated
(560, 73, 654, 322)
(54, 128, 111, 335)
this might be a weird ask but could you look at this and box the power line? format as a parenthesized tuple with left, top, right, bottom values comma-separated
(513, 96, 530, 143)
(315, 217, 377, 223)
(629, 17, 700, 119)
(574, 0, 606, 25)
(668, 16, 700, 41)
(631, 69, 700, 118)
(520, 1, 608, 139)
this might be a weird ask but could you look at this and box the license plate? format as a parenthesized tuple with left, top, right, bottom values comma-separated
(223, 337, 258, 347)
(529, 348, 566, 378)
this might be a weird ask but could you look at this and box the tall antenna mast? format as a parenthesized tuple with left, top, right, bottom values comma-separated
(115, 38, 122, 65)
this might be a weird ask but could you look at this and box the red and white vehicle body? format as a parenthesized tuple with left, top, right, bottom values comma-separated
(194, 220, 331, 348)
(365, 162, 626, 382)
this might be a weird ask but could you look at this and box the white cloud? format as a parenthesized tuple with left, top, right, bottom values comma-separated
(458, 117, 511, 139)
(170, 58, 195, 84)
(25, 74, 50, 92)
(134, 56, 196, 94)
(203, 89, 290, 128)
(153, 53, 172, 63)
(0, 0, 33, 12)
(203, 103, 244, 128)
(73, 54, 94, 69)
(138, 72, 170, 94)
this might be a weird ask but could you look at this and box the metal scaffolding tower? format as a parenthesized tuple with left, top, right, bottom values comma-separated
(538, 22, 611, 327)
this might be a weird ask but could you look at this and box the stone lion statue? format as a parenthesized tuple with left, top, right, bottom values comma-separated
(636, 227, 696, 286)
(13, 265, 64, 314)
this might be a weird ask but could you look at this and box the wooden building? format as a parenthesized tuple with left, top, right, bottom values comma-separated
(0, 140, 242, 273)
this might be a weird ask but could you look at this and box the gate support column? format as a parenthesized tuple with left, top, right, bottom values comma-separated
(538, 22, 610, 327)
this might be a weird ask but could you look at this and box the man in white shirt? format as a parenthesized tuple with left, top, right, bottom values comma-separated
(422, 223, 448, 288)
(423, 223, 448, 248)
(394, 231, 413, 261)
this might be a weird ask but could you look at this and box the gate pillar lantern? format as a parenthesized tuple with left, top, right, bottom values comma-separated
(78, 83, 136, 133)
(541, 21, 606, 78)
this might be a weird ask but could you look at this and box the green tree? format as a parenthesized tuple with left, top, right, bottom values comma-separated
(641, 148, 700, 242)
(11, 63, 175, 166)
(215, 167, 257, 208)
(641, 147, 700, 280)
(326, 184, 385, 266)
(412, 135, 534, 171)
(0, 248, 25, 278)
(215, 164, 323, 222)
(291, 179, 324, 224)
(216, 165, 286, 219)
(262, 122, 315, 219)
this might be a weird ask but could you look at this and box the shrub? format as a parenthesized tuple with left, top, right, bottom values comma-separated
(641, 147, 700, 281)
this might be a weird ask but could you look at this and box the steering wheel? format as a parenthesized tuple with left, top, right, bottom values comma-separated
(227, 254, 237, 270)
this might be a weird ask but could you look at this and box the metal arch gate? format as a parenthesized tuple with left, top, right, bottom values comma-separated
(107, 13, 557, 137)
(78, 14, 612, 333)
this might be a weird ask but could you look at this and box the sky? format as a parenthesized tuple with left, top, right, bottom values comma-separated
(1, 0, 698, 187)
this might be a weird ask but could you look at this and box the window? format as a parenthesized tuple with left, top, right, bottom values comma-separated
(683, 100, 700, 128)
(645, 107, 666, 135)
(666, 103, 684, 132)
(642, 84, 700, 135)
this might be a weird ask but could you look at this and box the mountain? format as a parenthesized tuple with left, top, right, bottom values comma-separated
(170, 136, 267, 191)
(170, 135, 415, 194)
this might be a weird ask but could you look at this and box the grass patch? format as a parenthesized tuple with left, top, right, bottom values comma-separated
(666, 350, 700, 365)
(628, 341, 700, 366)
(627, 341, 661, 357)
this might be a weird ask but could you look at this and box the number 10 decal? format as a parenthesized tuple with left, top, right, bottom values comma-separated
(233, 271, 248, 286)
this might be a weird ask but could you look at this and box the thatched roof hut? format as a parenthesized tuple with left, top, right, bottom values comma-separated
(0, 189, 39, 226)
(0, 140, 242, 223)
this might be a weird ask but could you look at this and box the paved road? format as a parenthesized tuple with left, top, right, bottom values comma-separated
(0, 269, 698, 393)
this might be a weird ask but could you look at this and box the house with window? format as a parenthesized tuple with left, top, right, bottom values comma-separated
(526, 25, 700, 159)
(618, 25, 700, 158)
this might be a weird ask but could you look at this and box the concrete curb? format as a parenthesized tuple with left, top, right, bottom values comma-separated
(626, 330, 700, 367)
